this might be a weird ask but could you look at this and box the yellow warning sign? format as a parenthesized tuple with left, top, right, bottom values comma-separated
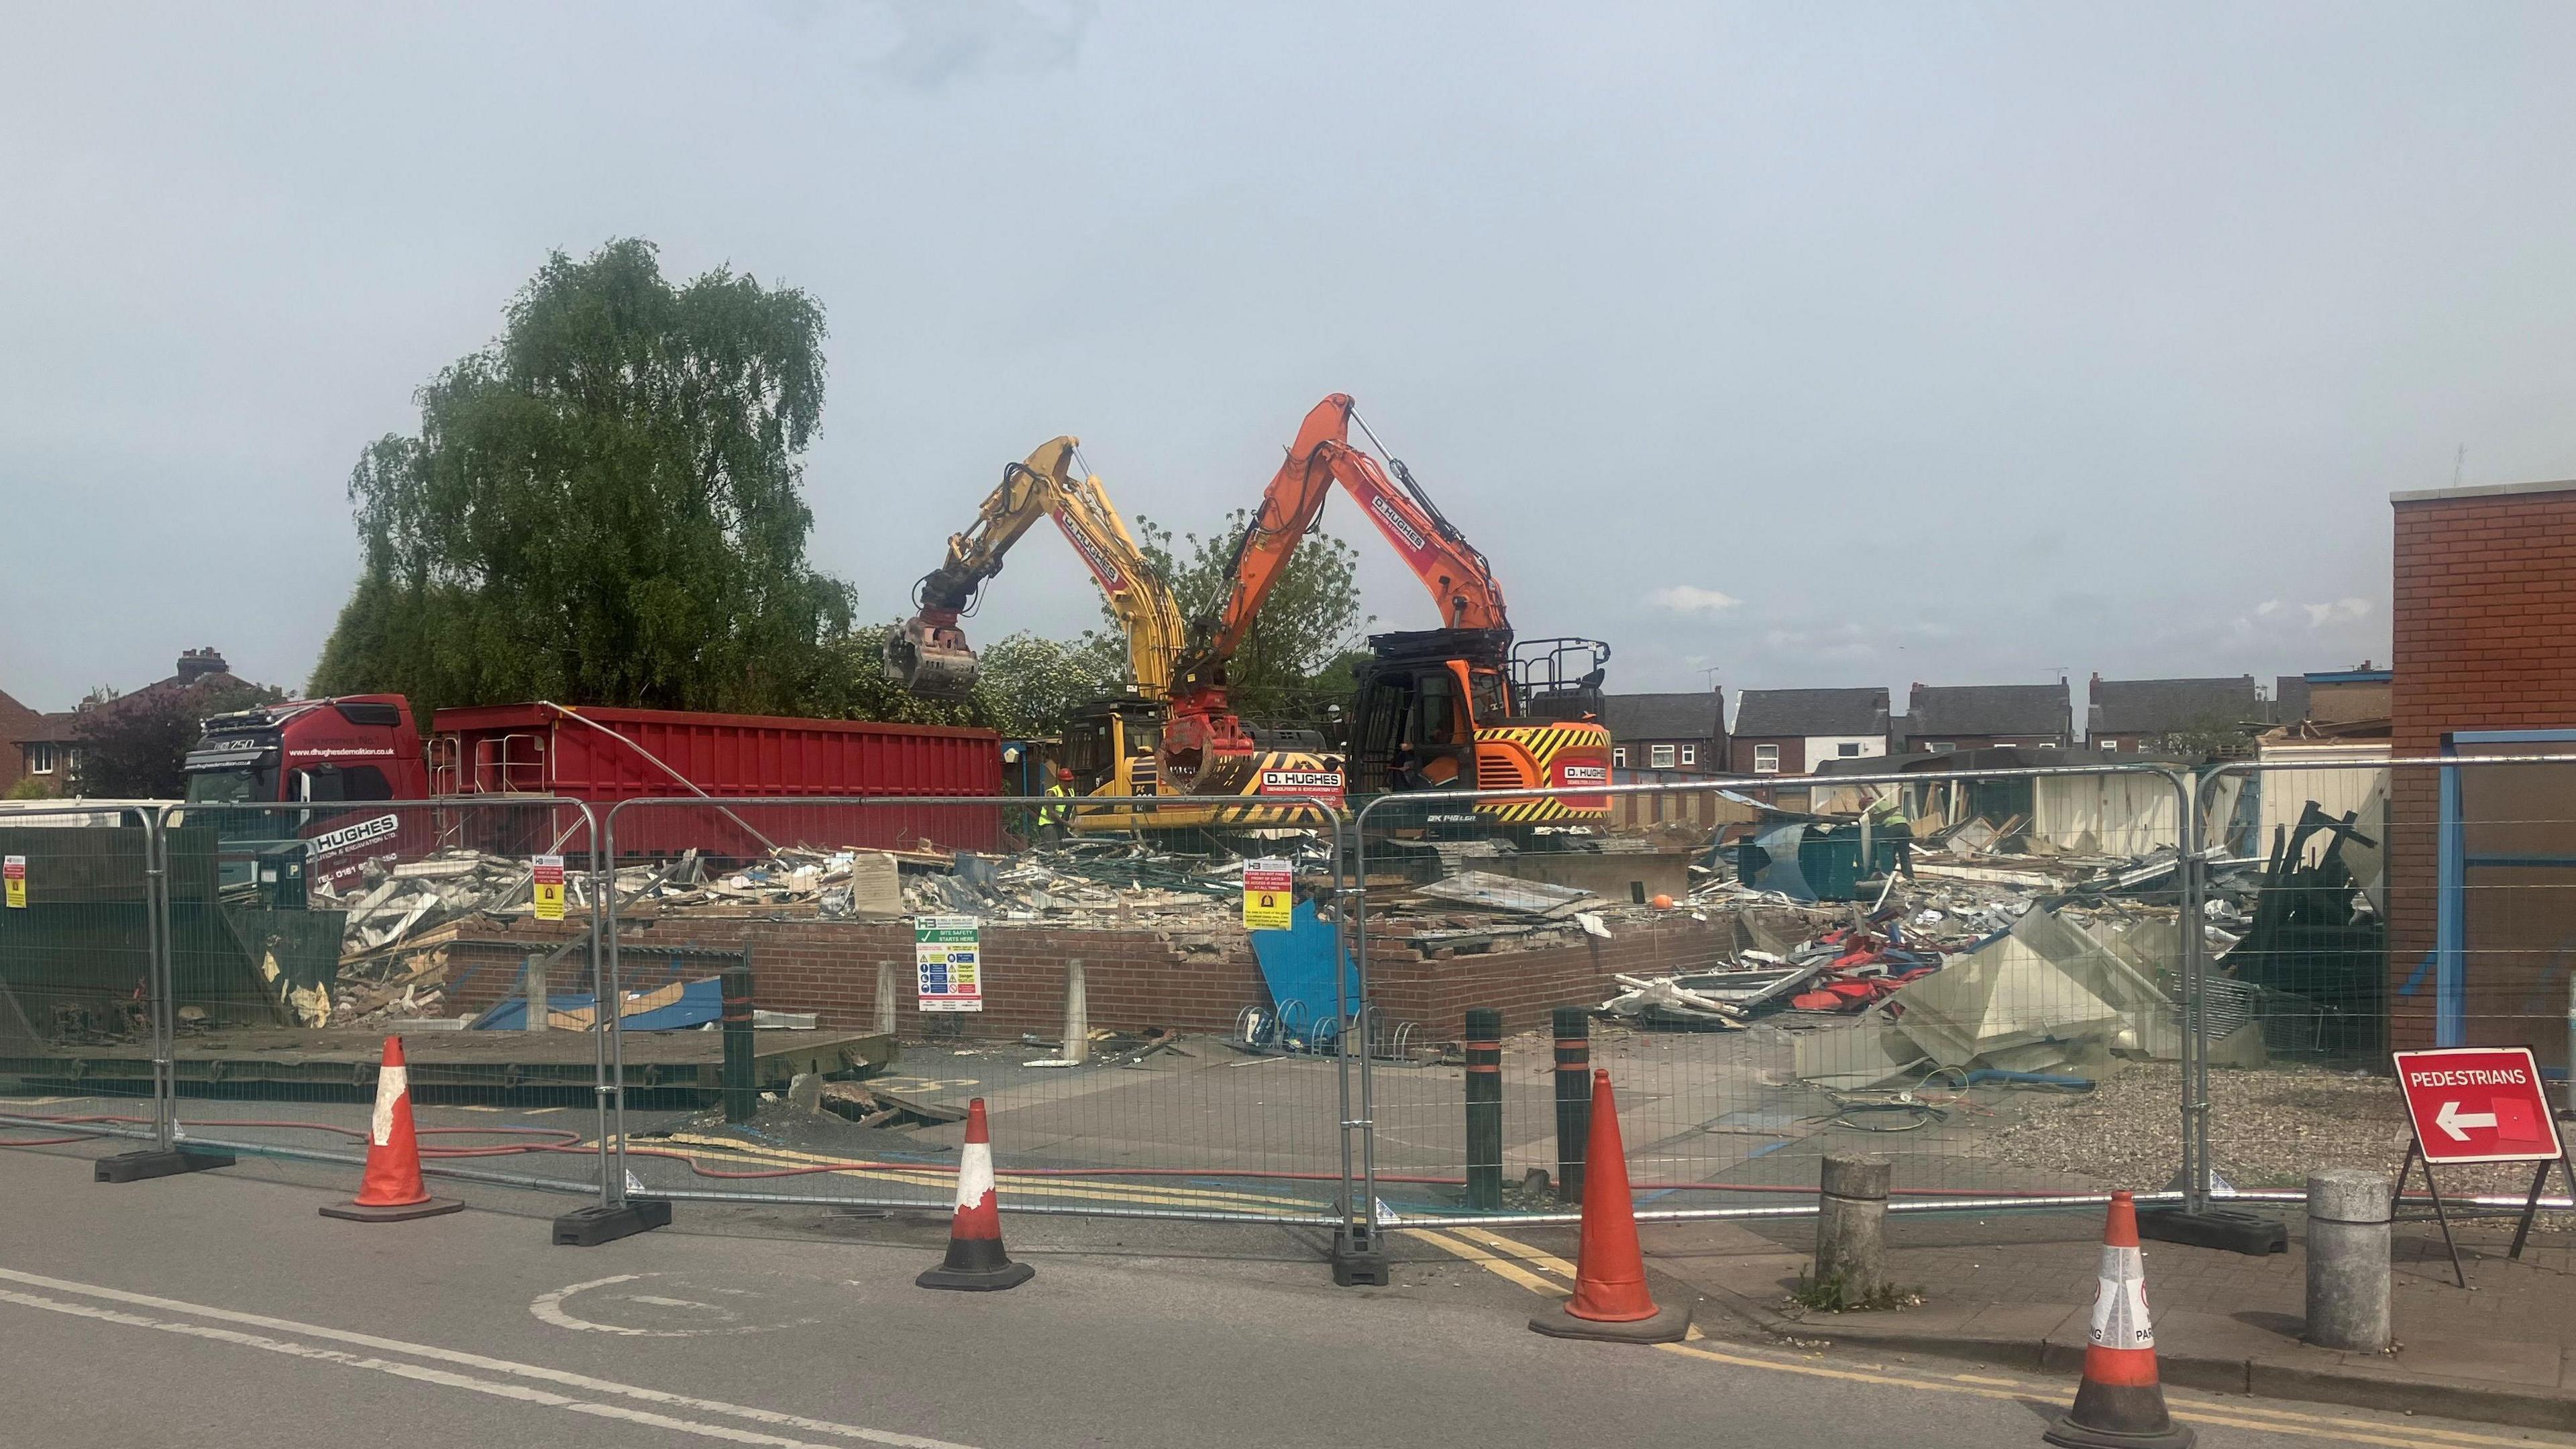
(1242, 857, 1293, 931)
(3, 855, 23, 910)
(532, 854, 566, 922)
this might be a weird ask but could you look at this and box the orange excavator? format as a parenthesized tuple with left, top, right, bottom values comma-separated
(1162, 394, 1613, 828)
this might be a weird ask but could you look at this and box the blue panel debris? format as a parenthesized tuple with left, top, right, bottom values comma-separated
(1248, 900, 1358, 1046)
(471, 977, 722, 1031)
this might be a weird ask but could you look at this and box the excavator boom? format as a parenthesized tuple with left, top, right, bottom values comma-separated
(885, 437, 1184, 702)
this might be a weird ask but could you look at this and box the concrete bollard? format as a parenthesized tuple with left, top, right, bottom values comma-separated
(522, 953, 548, 1033)
(1816, 1152, 1892, 1302)
(875, 961, 898, 1037)
(1061, 958, 1089, 1065)
(2305, 1167, 2392, 1352)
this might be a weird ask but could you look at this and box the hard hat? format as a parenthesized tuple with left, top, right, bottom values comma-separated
(1056, 767, 1074, 781)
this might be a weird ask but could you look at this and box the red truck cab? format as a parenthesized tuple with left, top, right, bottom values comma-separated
(180, 695, 429, 889)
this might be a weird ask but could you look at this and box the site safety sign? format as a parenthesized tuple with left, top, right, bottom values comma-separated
(531, 855, 566, 922)
(3, 855, 22, 910)
(2393, 1046, 2564, 1164)
(916, 914, 983, 1012)
(1241, 858, 1293, 931)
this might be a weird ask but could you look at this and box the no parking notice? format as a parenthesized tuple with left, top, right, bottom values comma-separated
(2394, 1046, 2563, 1164)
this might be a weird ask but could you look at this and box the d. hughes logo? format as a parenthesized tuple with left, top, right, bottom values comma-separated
(1366, 494, 1430, 555)
(1259, 769, 1346, 798)
(1558, 763, 1609, 786)
(308, 812, 400, 858)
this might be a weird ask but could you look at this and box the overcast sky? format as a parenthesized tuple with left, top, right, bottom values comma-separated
(7, 2, 2572, 717)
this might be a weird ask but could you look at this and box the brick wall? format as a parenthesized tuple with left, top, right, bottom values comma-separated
(2388, 484, 2576, 1055)
(1729, 736, 1804, 775)
(445, 913, 1734, 1043)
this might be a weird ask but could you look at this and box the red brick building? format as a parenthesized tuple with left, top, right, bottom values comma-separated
(2389, 480, 2576, 1065)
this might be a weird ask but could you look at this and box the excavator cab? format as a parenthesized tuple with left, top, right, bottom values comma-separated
(1348, 629, 1511, 797)
(1062, 696, 1166, 800)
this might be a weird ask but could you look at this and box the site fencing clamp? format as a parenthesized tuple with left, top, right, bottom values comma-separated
(2190, 750, 2576, 1214)
(596, 790, 1357, 1225)
(0, 800, 177, 1155)
(1351, 761, 2197, 1228)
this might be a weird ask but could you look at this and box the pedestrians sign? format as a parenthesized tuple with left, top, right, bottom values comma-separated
(1242, 858, 1293, 931)
(916, 915, 983, 1012)
(531, 855, 566, 922)
(2394, 1046, 2562, 1164)
(2, 855, 21, 910)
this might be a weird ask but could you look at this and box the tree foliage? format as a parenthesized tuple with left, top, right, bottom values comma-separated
(311, 239, 853, 720)
(70, 678, 283, 799)
(1136, 511, 1371, 729)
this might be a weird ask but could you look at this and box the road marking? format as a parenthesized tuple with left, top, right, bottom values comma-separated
(649, 1133, 1326, 1216)
(1411, 1232, 2563, 1449)
(1408, 1230, 1567, 1297)
(0, 1267, 971, 1448)
(531, 1273, 817, 1338)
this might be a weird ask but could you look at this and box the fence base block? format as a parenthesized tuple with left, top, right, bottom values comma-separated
(1330, 1241, 1391, 1287)
(94, 1148, 235, 1183)
(553, 1199, 674, 1246)
(2139, 1207, 2287, 1256)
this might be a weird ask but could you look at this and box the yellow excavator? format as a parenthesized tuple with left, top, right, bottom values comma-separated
(885, 437, 1342, 833)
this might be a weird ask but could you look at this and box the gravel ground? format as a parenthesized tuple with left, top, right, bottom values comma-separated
(1973, 1059, 2576, 1205)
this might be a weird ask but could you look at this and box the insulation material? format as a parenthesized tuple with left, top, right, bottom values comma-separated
(1886, 925, 2124, 1068)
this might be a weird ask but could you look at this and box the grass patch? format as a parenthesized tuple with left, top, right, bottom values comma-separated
(1789, 1267, 1925, 1313)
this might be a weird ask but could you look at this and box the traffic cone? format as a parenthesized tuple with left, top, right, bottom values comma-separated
(916, 1098, 1034, 1291)
(1529, 1069, 1690, 1343)
(319, 1036, 463, 1222)
(2045, 1191, 2194, 1449)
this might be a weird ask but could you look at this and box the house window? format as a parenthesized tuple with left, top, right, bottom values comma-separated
(1924, 741, 1955, 754)
(1611, 747, 1627, 768)
(1650, 744, 1677, 769)
(26, 743, 55, 775)
(1679, 745, 1697, 766)
(1753, 744, 1780, 773)
(1837, 742, 1862, 757)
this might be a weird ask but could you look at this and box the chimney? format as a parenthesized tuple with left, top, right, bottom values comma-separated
(175, 647, 228, 683)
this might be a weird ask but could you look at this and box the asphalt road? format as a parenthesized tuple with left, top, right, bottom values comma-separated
(0, 1141, 2553, 1449)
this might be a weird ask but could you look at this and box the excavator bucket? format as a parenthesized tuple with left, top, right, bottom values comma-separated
(884, 617, 981, 700)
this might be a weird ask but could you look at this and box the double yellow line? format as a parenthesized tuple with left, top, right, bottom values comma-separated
(645, 1132, 1333, 1217)
(1419, 1228, 2559, 1449)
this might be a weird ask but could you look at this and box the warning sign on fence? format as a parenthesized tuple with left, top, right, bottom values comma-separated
(916, 914, 983, 1012)
(531, 854, 566, 922)
(1241, 857, 1293, 931)
(2394, 1046, 2563, 1164)
(3, 855, 22, 910)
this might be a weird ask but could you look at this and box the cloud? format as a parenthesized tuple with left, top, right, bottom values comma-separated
(1646, 584, 1741, 614)
(2304, 597, 2370, 628)
(828, 0, 1098, 88)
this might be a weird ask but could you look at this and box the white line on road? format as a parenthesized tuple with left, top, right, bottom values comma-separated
(0, 1267, 972, 1449)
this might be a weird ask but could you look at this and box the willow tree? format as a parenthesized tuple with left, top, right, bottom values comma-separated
(311, 239, 853, 719)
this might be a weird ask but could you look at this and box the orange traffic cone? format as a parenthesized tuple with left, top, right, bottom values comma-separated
(2045, 1191, 2193, 1448)
(917, 1098, 1034, 1291)
(1529, 1068, 1690, 1342)
(320, 1036, 463, 1223)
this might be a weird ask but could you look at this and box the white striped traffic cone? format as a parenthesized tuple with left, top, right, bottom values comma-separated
(916, 1098, 1033, 1291)
(320, 1036, 463, 1223)
(2045, 1190, 2192, 1448)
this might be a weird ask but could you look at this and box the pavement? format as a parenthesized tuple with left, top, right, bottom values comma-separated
(1445, 1205, 2576, 1434)
(0, 1134, 2546, 1449)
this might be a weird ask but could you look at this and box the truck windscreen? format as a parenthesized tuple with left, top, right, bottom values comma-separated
(184, 766, 276, 804)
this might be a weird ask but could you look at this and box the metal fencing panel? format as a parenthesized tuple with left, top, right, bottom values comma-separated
(133, 797, 609, 1199)
(595, 793, 1357, 1227)
(2193, 751, 2576, 1213)
(1352, 763, 2204, 1227)
(0, 802, 175, 1155)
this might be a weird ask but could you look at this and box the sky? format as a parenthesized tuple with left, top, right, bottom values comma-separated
(7, 2, 2573, 720)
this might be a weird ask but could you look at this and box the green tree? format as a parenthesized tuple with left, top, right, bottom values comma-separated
(70, 679, 283, 798)
(966, 631, 1128, 738)
(1134, 511, 1371, 728)
(311, 239, 853, 720)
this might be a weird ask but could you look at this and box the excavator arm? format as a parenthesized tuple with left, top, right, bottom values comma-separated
(885, 437, 1185, 702)
(1170, 394, 1509, 700)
